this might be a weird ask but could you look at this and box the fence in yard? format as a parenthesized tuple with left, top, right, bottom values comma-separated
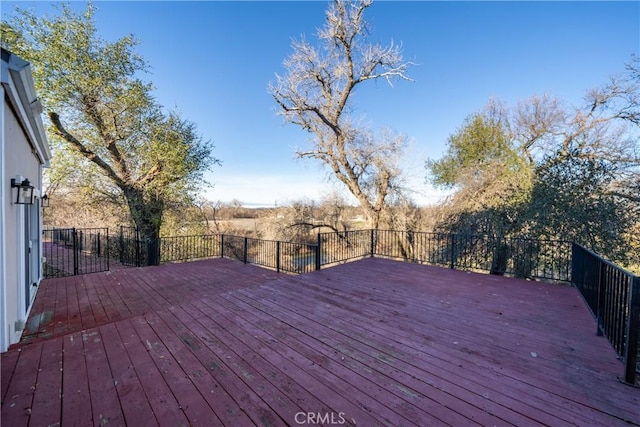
(571, 243, 639, 385)
(44, 227, 574, 279)
(161, 234, 221, 263)
(315, 229, 572, 282)
(115, 226, 145, 267)
(218, 235, 317, 274)
(42, 227, 109, 277)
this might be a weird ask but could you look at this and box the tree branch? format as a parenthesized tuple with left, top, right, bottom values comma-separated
(48, 111, 125, 188)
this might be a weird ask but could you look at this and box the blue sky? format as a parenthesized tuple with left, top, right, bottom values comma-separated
(3, 1, 639, 207)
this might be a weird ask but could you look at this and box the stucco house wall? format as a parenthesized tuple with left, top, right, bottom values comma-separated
(1, 48, 51, 352)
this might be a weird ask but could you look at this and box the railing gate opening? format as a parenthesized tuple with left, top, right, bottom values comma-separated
(42, 228, 109, 278)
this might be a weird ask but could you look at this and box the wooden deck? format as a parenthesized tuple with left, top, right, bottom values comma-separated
(2, 257, 639, 426)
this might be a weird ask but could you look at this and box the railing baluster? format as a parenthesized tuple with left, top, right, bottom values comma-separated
(572, 243, 638, 386)
(623, 276, 640, 385)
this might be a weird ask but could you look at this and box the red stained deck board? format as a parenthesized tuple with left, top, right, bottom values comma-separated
(231, 290, 581, 427)
(227, 284, 538, 427)
(127, 315, 222, 427)
(83, 326, 126, 426)
(238, 268, 634, 425)
(283, 265, 605, 374)
(157, 305, 286, 427)
(28, 338, 63, 426)
(1, 342, 43, 427)
(1, 347, 20, 401)
(23, 279, 56, 339)
(52, 274, 70, 337)
(114, 269, 168, 313)
(168, 304, 300, 427)
(62, 273, 83, 334)
(23, 279, 51, 336)
(75, 276, 96, 331)
(82, 276, 110, 327)
(100, 272, 135, 318)
(99, 322, 158, 427)
(89, 271, 123, 322)
(320, 261, 639, 421)
(186, 298, 389, 427)
(145, 311, 256, 426)
(305, 265, 610, 370)
(102, 270, 153, 316)
(60, 332, 92, 426)
(114, 319, 190, 427)
(303, 263, 635, 403)
(200, 294, 469, 427)
(2, 257, 639, 427)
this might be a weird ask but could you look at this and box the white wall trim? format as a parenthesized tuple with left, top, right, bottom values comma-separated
(1, 50, 51, 165)
(0, 84, 7, 352)
(16, 203, 26, 329)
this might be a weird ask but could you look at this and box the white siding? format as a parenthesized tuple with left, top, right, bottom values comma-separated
(1, 49, 50, 352)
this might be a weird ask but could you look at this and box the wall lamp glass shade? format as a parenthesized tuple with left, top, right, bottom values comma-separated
(10, 178, 35, 205)
(41, 194, 50, 207)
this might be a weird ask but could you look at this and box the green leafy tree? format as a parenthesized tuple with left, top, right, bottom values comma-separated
(525, 155, 634, 264)
(1, 3, 219, 250)
(427, 60, 639, 271)
(427, 106, 533, 237)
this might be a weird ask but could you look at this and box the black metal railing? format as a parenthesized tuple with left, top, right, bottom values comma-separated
(40, 225, 637, 384)
(572, 243, 639, 385)
(43, 227, 109, 277)
(113, 226, 144, 267)
(61, 227, 565, 279)
(320, 230, 572, 282)
(216, 235, 316, 274)
(318, 229, 374, 266)
(43, 227, 573, 281)
(161, 234, 221, 262)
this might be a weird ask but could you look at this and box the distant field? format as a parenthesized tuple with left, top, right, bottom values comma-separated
(208, 216, 368, 235)
(209, 218, 265, 232)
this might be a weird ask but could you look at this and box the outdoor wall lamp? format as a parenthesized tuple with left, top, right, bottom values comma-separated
(10, 178, 35, 205)
(41, 194, 50, 208)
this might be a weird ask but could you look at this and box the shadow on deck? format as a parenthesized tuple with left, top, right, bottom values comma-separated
(2, 257, 639, 426)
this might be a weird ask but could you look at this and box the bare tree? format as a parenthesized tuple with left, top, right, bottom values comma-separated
(510, 58, 640, 213)
(270, 0, 413, 229)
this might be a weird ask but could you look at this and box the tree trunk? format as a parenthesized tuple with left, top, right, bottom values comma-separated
(122, 186, 163, 265)
(490, 238, 508, 276)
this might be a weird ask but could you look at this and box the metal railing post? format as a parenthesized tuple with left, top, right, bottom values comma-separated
(597, 261, 606, 336)
(106, 230, 110, 271)
(146, 238, 160, 266)
(370, 229, 375, 257)
(119, 225, 124, 264)
(243, 237, 248, 264)
(449, 234, 456, 269)
(72, 228, 79, 275)
(276, 241, 281, 273)
(316, 233, 321, 271)
(221, 234, 225, 258)
(622, 276, 640, 386)
(135, 227, 141, 267)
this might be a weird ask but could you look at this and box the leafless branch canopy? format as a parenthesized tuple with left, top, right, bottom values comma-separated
(269, 0, 414, 228)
